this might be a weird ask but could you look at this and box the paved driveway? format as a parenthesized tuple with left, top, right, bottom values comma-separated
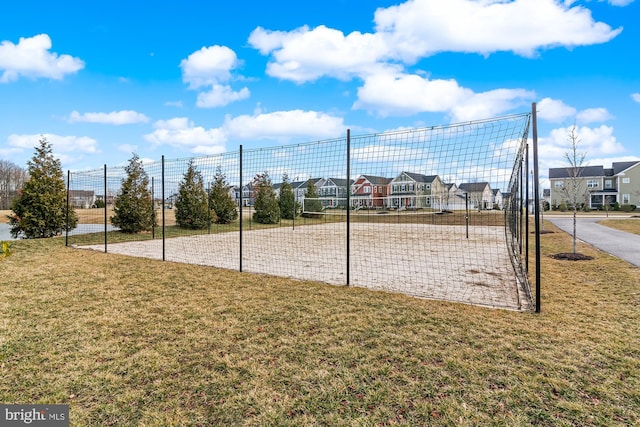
(545, 216, 640, 267)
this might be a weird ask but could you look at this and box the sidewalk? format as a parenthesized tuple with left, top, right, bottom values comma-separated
(545, 215, 640, 267)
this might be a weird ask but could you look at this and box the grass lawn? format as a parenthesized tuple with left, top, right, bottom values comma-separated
(1, 221, 639, 426)
(598, 218, 640, 236)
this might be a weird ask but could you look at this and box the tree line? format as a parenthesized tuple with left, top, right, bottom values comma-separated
(5, 138, 324, 240)
(0, 159, 28, 210)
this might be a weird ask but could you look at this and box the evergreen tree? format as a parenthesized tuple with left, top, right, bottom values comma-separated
(208, 166, 238, 224)
(8, 137, 78, 238)
(111, 153, 156, 233)
(175, 160, 210, 229)
(302, 179, 323, 218)
(279, 173, 298, 220)
(252, 172, 280, 224)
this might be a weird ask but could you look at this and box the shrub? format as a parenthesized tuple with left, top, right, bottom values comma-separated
(279, 173, 298, 220)
(252, 172, 280, 224)
(175, 160, 210, 230)
(8, 137, 78, 238)
(111, 153, 156, 233)
(208, 166, 238, 224)
(620, 204, 637, 212)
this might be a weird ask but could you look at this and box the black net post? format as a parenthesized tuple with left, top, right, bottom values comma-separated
(239, 145, 243, 273)
(66, 170, 70, 247)
(161, 155, 165, 261)
(346, 129, 351, 286)
(104, 164, 107, 253)
(532, 103, 541, 313)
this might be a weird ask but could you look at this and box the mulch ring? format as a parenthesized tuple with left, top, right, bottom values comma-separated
(551, 252, 594, 261)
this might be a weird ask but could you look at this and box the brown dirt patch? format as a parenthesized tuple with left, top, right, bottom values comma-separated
(550, 252, 594, 261)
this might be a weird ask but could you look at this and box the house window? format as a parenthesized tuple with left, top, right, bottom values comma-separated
(604, 180, 613, 189)
(554, 181, 563, 188)
(364, 186, 371, 193)
(393, 185, 398, 192)
(426, 184, 431, 190)
(409, 184, 414, 191)
(623, 194, 630, 204)
(587, 179, 598, 188)
(622, 177, 631, 184)
(401, 184, 406, 192)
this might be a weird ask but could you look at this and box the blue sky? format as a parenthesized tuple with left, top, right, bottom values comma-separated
(1, 0, 639, 185)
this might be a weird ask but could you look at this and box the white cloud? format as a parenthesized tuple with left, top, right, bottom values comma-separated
(164, 100, 183, 108)
(248, 0, 620, 121)
(576, 107, 613, 124)
(373, 0, 623, 61)
(69, 110, 149, 125)
(353, 71, 533, 121)
(180, 45, 240, 88)
(196, 85, 250, 108)
(0, 34, 84, 83)
(536, 98, 577, 122)
(632, 93, 640, 103)
(144, 117, 227, 155)
(541, 125, 624, 166)
(5, 133, 99, 167)
(248, 25, 389, 83)
(450, 88, 534, 122)
(180, 45, 249, 108)
(222, 110, 346, 141)
(250, 0, 622, 85)
(7, 133, 98, 153)
(604, 0, 635, 6)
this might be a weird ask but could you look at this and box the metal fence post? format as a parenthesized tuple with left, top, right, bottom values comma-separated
(104, 164, 107, 253)
(532, 102, 541, 313)
(66, 170, 70, 246)
(162, 155, 165, 261)
(239, 145, 243, 273)
(346, 129, 351, 286)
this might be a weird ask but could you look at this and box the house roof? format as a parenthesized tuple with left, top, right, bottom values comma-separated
(295, 178, 324, 189)
(444, 183, 457, 190)
(323, 178, 353, 187)
(548, 166, 605, 179)
(359, 175, 391, 185)
(492, 189, 502, 196)
(612, 161, 640, 175)
(458, 182, 490, 192)
(395, 171, 439, 183)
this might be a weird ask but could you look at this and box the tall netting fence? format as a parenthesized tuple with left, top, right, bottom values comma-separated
(67, 112, 533, 311)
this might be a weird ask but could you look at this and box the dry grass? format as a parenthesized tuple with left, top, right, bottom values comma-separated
(598, 217, 640, 236)
(1, 221, 639, 425)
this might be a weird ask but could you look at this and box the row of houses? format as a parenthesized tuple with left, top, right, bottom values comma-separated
(549, 160, 640, 209)
(69, 171, 505, 212)
(243, 172, 503, 212)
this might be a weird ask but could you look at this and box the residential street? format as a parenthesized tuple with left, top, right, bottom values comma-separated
(545, 215, 640, 267)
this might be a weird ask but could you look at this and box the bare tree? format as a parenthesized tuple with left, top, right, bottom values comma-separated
(0, 160, 28, 210)
(559, 125, 588, 254)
